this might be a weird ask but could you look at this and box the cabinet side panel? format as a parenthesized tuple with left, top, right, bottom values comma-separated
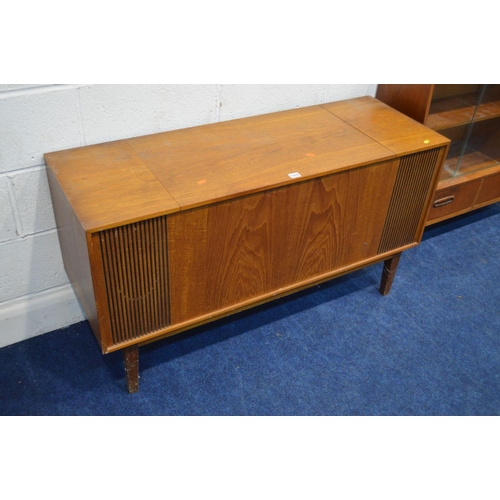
(376, 84, 434, 124)
(168, 160, 399, 325)
(46, 166, 102, 345)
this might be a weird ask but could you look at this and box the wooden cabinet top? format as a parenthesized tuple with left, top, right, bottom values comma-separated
(44, 96, 449, 232)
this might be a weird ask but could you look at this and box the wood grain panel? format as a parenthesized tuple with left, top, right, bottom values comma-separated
(336, 160, 400, 264)
(321, 97, 449, 155)
(44, 141, 180, 232)
(476, 172, 500, 206)
(46, 167, 103, 347)
(376, 84, 434, 124)
(127, 106, 393, 210)
(168, 160, 399, 325)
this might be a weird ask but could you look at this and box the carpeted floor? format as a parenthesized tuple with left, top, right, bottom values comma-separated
(1, 204, 499, 415)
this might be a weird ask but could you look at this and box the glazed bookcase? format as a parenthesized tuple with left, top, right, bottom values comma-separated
(376, 84, 500, 224)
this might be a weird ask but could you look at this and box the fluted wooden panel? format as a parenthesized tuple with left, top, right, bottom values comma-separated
(378, 147, 445, 254)
(99, 217, 169, 346)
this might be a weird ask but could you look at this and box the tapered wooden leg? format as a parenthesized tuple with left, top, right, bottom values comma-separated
(379, 252, 402, 296)
(123, 345, 139, 393)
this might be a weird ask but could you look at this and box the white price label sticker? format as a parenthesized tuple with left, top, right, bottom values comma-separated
(288, 172, 302, 179)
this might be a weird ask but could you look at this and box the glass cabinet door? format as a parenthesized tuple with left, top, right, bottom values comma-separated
(426, 84, 500, 180)
(459, 84, 500, 176)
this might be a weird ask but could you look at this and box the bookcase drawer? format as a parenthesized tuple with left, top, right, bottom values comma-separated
(427, 180, 481, 223)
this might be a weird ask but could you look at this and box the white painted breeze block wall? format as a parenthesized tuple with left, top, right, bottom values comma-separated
(0, 84, 377, 348)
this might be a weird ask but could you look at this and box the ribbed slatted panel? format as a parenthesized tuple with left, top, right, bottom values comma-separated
(99, 217, 169, 346)
(378, 147, 444, 255)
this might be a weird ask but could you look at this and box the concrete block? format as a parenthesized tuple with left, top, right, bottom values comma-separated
(0, 232, 68, 302)
(0, 177, 17, 242)
(10, 168, 56, 235)
(78, 84, 220, 145)
(0, 88, 83, 172)
(219, 84, 377, 121)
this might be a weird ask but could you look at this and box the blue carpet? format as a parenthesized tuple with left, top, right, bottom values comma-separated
(1, 204, 500, 415)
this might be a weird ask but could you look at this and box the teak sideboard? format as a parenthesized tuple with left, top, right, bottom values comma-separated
(45, 96, 449, 393)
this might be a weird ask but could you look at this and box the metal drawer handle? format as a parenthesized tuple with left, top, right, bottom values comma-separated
(433, 195, 455, 208)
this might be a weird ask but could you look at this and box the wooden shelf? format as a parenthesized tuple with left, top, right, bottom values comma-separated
(439, 144, 499, 182)
(426, 92, 500, 131)
(426, 93, 477, 130)
(474, 97, 500, 122)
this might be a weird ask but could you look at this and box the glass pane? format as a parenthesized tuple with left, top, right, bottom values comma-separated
(427, 85, 482, 180)
(454, 84, 500, 177)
